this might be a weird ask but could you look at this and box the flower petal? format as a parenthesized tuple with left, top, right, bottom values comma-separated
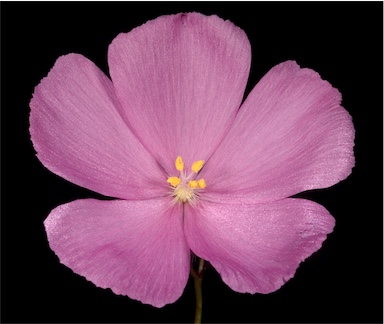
(202, 61, 355, 203)
(108, 12, 251, 172)
(185, 198, 335, 294)
(44, 198, 190, 307)
(30, 54, 166, 200)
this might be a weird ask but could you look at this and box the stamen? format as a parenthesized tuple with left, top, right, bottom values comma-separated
(167, 177, 181, 187)
(197, 179, 206, 189)
(175, 156, 184, 171)
(188, 180, 198, 189)
(168, 156, 206, 204)
(191, 160, 204, 173)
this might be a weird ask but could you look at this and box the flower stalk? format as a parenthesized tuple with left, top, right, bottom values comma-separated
(191, 257, 205, 324)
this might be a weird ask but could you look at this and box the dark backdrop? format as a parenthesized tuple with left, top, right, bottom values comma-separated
(1, 2, 383, 323)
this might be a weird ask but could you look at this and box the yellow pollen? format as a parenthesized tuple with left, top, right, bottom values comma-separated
(168, 156, 206, 203)
(197, 179, 206, 189)
(191, 160, 204, 173)
(175, 156, 184, 171)
(167, 177, 181, 187)
(188, 180, 198, 189)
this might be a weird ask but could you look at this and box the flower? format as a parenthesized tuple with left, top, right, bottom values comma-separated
(30, 12, 355, 308)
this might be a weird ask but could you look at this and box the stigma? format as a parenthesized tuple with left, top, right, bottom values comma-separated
(167, 156, 206, 203)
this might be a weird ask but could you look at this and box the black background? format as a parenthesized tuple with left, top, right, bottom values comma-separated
(1, 2, 383, 323)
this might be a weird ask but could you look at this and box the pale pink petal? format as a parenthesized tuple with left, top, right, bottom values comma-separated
(201, 61, 355, 203)
(185, 198, 334, 294)
(108, 12, 251, 173)
(30, 54, 166, 200)
(44, 198, 190, 307)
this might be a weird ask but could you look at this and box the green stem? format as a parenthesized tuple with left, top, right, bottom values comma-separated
(191, 258, 205, 324)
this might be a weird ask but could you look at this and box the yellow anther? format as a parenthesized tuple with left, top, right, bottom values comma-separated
(175, 156, 184, 171)
(191, 160, 204, 173)
(168, 156, 206, 203)
(188, 180, 198, 189)
(197, 179, 206, 189)
(167, 177, 181, 187)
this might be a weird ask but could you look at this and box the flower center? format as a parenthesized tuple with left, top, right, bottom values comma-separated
(167, 156, 206, 203)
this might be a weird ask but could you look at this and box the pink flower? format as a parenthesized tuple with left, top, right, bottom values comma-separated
(30, 12, 355, 308)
